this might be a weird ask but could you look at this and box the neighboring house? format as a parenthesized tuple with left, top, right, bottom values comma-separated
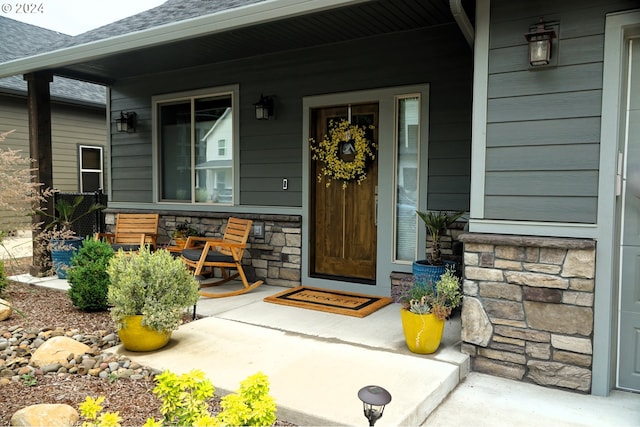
(0, 0, 638, 397)
(197, 107, 233, 203)
(0, 17, 107, 229)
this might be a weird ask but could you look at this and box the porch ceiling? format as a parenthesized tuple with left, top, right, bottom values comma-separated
(7, 0, 472, 85)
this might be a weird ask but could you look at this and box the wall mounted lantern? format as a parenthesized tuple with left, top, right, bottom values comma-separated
(524, 18, 558, 67)
(254, 94, 274, 120)
(115, 111, 137, 133)
(358, 385, 391, 426)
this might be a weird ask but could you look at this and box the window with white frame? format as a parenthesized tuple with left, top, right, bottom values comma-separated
(78, 145, 104, 192)
(394, 95, 420, 262)
(218, 139, 226, 157)
(156, 90, 234, 204)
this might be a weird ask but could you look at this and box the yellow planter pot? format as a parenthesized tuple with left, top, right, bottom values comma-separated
(400, 309, 445, 354)
(117, 315, 172, 352)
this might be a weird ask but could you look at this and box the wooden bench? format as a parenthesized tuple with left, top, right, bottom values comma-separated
(95, 213, 159, 251)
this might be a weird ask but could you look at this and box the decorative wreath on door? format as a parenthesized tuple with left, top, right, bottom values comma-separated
(309, 119, 376, 189)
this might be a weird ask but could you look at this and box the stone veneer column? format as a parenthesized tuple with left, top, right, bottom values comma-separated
(458, 233, 595, 393)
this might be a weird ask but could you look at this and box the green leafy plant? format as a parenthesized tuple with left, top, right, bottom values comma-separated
(0, 259, 7, 294)
(20, 372, 37, 386)
(67, 238, 115, 311)
(217, 371, 277, 427)
(35, 195, 104, 236)
(143, 369, 277, 427)
(416, 210, 464, 265)
(146, 369, 215, 426)
(171, 221, 200, 240)
(107, 246, 200, 332)
(78, 396, 122, 427)
(398, 267, 462, 319)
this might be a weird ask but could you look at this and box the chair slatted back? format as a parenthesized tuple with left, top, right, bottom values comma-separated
(218, 217, 252, 256)
(113, 213, 159, 245)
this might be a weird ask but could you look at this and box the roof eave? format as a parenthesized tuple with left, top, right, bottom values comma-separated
(0, 0, 369, 80)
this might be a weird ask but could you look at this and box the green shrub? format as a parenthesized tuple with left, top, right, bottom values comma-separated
(0, 260, 7, 294)
(142, 369, 277, 427)
(107, 247, 200, 332)
(67, 238, 114, 311)
(217, 371, 277, 427)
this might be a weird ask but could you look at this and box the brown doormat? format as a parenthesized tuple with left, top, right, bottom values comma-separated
(263, 286, 393, 318)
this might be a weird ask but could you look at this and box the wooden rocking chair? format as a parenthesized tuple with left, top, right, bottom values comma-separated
(180, 217, 263, 298)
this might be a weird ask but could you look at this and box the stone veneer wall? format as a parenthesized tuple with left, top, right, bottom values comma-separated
(458, 233, 596, 393)
(104, 211, 302, 288)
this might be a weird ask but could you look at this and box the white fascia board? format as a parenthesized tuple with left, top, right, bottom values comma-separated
(468, 219, 598, 239)
(0, 0, 369, 79)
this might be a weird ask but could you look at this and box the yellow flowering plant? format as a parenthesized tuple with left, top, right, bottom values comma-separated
(309, 119, 376, 189)
(79, 396, 122, 427)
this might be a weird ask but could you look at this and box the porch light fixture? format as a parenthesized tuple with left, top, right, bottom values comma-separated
(524, 18, 557, 67)
(254, 94, 274, 120)
(115, 111, 137, 133)
(358, 385, 391, 426)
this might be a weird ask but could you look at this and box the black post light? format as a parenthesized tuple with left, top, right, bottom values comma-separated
(358, 385, 392, 426)
(254, 94, 274, 120)
(115, 111, 137, 133)
(524, 18, 557, 67)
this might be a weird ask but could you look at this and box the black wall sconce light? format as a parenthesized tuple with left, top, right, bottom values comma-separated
(254, 94, 274, 120)
(524, 18, 559, 68)
(115, 111, 137, 133)
(358, 385, 392, 426)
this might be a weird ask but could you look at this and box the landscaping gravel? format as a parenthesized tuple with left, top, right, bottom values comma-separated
(0, 258, 294, 426)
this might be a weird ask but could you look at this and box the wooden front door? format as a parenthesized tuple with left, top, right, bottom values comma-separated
(310, 103, 378, 283)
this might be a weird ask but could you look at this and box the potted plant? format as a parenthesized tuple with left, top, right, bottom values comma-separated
(171, 221, 200, 249)
(413, 210, 464, 286)
(106, 246, 200, 351)
(35, 195, 105, 279)
(397, 268, 462, 354)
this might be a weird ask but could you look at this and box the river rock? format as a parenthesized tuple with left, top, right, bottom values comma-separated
(0, 298, 12, 321)
(30, 336, 90, 367)
(10, 403, 78, 426)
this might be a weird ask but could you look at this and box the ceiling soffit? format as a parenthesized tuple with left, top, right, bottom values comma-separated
(51, 0, 460, 84)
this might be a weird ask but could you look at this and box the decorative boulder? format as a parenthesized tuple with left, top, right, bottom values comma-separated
(30, 336, 90, 367)
(0, 298, 12, 320)
(10, 404, 78, 426)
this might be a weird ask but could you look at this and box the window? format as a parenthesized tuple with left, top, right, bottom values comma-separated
(394, 96, 420, 262)
(156, 90, 234, 204)
(218, 139, 226, 157)
(79, 145, 103, 192)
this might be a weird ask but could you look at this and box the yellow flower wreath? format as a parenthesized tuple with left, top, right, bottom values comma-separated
(309, 119, 376, 189)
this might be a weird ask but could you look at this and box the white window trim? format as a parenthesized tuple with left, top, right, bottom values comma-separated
(151, 84, 239, 205)
(78, 145, 104, 192)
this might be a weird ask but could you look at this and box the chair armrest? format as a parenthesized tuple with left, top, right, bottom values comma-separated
(95, 232, 115, 244)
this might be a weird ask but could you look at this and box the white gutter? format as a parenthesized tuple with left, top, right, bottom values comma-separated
(450, 0, 474, 48)
(0, 0, 369, 79)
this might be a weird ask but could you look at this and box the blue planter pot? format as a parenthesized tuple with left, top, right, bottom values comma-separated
(412, 260, 456, 287)
(50, 238, 82, 279)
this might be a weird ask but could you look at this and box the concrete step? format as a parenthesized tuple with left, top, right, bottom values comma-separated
(116, 316, 466, 426)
